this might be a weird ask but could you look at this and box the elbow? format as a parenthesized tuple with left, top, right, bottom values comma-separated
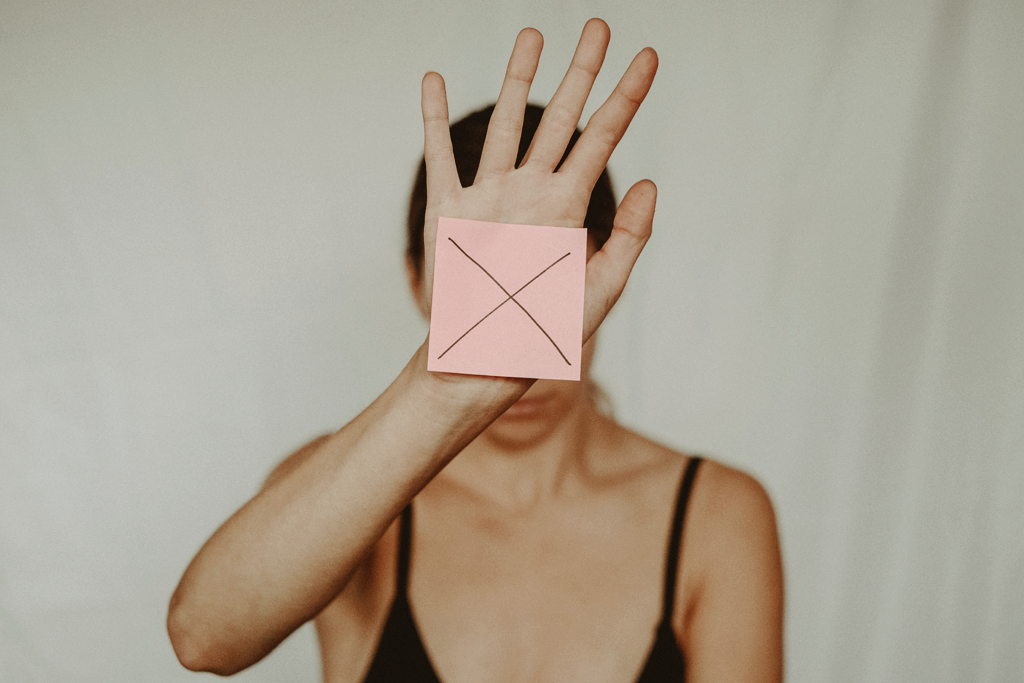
(167, 596, 248, 676)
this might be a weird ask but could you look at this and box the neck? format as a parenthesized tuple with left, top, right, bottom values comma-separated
(442, 394, 599, 510)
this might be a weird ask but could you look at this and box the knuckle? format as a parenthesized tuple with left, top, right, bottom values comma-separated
(569, 58, 601, 79)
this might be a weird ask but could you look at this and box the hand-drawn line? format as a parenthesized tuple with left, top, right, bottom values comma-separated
(438, 238, 572, 365)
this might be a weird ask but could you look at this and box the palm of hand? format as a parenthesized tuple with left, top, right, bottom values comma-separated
(418, 19, 658, 359)
(422, 166, 589, 307)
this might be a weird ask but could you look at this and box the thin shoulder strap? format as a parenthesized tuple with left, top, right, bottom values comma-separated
(396, 504, 413, 593)
(661, 456, 703, 621)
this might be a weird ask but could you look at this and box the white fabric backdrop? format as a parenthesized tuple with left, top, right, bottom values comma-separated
(2, 1, 1022, 681)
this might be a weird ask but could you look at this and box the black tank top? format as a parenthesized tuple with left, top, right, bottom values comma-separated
(362, 457, 703, 683)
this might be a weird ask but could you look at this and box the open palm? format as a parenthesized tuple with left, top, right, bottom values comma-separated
(419, 19, 659, 343)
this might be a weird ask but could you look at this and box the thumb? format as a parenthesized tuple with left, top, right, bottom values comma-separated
(582, 179, 656, 340)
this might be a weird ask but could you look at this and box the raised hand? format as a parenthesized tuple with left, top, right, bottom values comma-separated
(418, 19, 658, 343)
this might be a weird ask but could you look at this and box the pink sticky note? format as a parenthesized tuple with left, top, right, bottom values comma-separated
(427, 217, 587, 381)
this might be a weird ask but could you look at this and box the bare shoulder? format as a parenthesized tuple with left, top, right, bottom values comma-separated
(602, 425, 779, 557)
(600, 422, 784, 680)
(592, 419, 777, 539)
(680, 458, 785, 682)
(688, 459, 779, 547)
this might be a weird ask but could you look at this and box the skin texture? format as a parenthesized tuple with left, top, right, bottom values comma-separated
(167, 19, 783, 682)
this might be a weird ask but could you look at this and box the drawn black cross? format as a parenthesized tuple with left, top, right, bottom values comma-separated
(437, 237, 572, 365)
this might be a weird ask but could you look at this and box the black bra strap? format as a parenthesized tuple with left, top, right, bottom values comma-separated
(399, 460, 702, 615)
(397, 504, 413, 593)
(662, 457, 703, 621)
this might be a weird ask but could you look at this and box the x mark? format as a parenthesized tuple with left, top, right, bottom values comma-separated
(437, 238, 572, 365)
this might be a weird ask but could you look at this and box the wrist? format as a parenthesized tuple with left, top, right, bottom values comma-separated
(402, 340, 534, 431)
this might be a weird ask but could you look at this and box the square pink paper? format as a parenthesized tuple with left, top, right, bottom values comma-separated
(427, 217, 587, 380)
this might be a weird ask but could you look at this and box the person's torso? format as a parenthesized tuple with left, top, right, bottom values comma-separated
(317, 449, 700, 683)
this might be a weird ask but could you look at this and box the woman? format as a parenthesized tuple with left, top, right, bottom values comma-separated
(168, 19, 783, 682)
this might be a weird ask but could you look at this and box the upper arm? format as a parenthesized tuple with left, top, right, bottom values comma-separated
(682, 463, 784, 683)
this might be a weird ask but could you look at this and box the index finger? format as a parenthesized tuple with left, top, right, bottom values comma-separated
(558, 47, 658, 186)
(421, 72, 460, 199)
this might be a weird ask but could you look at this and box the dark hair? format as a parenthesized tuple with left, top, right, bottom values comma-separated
(406, 103, 616, 279)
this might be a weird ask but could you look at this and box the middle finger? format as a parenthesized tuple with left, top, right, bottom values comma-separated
(520, 18, 610, 171)
(475, 28, 543, 181)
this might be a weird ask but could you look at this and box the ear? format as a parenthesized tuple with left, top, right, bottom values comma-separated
(405, 256, 429, 319)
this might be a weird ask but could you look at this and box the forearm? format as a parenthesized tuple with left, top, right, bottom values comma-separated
(167, 342, 530, 674)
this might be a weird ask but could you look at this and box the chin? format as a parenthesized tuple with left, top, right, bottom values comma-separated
(482, 418, 557, 450)
(482, 386, 579, 449)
